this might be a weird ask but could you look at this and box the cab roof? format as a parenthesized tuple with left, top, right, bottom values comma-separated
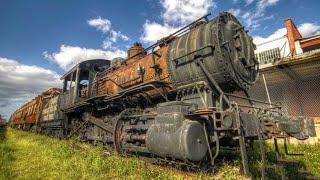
(61, 59, 110, 80)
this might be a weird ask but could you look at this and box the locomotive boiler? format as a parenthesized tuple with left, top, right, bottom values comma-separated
(10, 12, 316, 178)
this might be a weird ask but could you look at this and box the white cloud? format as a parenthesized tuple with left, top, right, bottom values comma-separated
(141, 0, 214, 44)
(253, 28, 286, 44)
(102, 40, 113, 50)
(87, 17, 129, 50)
(233, 0, 254, 5)
(228, 8, 242, 17)
(245, 0, 255, 5)
(257, 0, 280, 13)
(110, 30, 129, 42)
(43, 45, 126, 70)
(45, 17, 129, 71)
(87, 17, 111, 33)
(298, 23, 320, 37)
(242, 12, 251, 19)
(253, 22, 320, 44)
(160, 0, 214, 25)
(0, 57, 61, 119)
(140, 22, 179, 44)
(101, 30, 129, 50)
(240, 0, 280, 30)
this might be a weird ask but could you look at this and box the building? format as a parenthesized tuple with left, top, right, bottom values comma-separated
(250, 18, 320, 144)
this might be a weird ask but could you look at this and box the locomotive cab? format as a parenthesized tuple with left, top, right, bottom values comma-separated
(60, 59, 110, 110)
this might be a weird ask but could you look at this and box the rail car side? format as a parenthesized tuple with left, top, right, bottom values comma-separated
(10, 88, 61, 131)
(40, 94, 65, 138)
(10, 95, 42, 130)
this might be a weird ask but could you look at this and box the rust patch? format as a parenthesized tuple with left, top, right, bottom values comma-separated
(10, 88, 61, 128)
(96, 45, 173, 98)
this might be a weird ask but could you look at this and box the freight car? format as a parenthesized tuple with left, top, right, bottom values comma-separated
(10, 12, 316, 178)
(39, 90, 65, 138)
(10, 94, 43, 130)
(10, 88, 61, 131)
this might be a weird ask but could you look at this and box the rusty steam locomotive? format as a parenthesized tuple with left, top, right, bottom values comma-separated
(10, 12, 316, 177)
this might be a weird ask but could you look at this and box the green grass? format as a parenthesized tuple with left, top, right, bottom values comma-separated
(284, 143, 320, 177)
(245, 141, 320, 179)
(0, 127, 319, 179)
(0, 128, 245, 179)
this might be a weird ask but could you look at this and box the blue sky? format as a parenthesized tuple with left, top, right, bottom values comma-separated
(0, 0, 320, 118)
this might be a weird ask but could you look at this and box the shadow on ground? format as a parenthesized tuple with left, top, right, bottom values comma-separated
(215, 141, 319, 180)
(153, 140, 319, 179)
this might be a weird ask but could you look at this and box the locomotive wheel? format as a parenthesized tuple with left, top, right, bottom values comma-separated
(113, 117, 125, 154)
(113, 108, 143, 154)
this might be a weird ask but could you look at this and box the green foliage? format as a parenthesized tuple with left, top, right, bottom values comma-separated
(0, 128, 319, 179)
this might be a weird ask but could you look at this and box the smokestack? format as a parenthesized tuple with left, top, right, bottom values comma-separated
(285, 18, 302, 56)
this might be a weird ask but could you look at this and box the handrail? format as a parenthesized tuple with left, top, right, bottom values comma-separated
(121, 13, 211, 64)
(171, 44, 214, 62)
